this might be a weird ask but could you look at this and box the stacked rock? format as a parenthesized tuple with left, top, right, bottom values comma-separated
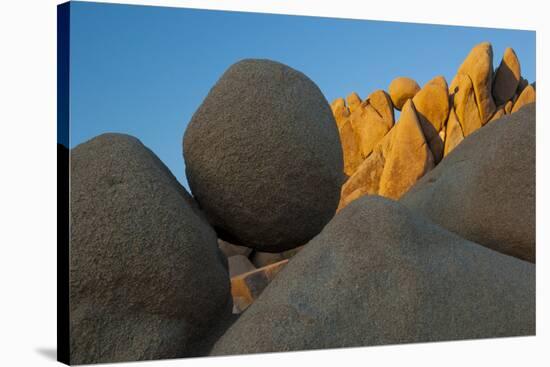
(69, 48, 535, 364)
(183, 59, 344, 253)
(333, 42, 536, 210)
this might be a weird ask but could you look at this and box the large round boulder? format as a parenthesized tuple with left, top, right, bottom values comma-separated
(210, 196, 535, 355)
(183, 59, 344, 252)
(401, 103, 535, 263)
(70, 133, 232, 364)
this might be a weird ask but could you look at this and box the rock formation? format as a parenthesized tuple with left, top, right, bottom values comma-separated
(401, 104, 536, 263)
(388, 76, 421, 110)
(70, 134, 232, 364)
(493, 47, 521, 105)
(512, 84, 536, 113)
(183, 59, 344, 252)
(412, 76, 450, 163)
(332, 42, 536, 209)
(450, 74, 483, 136)
(210, 196, 535, 356)
(67, 44, 536, 363)
(455, 42, 496, 123)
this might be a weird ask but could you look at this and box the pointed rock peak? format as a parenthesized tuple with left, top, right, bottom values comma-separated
(331, 97, 350, 128)
(395, 100, 424, 141)
(365, 89, 395, 128)
(457, 42, 496, 124)
(378, 99, 434, 199)
(346, 92, 362, 113)
(493, 47, 521, 105)
(427, 75, 448, 90)
(412, 77, 450, 163)
(331, 97, 346, 110)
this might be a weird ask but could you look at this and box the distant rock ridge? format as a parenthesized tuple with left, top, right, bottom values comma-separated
(332, 42, 536, 209)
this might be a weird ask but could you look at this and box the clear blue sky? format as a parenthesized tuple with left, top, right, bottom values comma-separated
(69, 1, 536, 190)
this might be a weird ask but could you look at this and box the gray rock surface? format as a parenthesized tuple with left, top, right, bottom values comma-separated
(70, 133, 232, 364)
(401, 104, 535, 262)
(210, 196, 535, 356)
(183, 59, 344, 252)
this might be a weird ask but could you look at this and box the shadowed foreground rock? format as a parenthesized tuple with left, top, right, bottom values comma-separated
(70, 134, 232, 364)
(210, 196, 535, 356)
(183, 59, 343, 252)
(401, 103, 535, 262)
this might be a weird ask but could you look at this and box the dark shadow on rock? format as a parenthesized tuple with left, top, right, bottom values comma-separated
(416, 111, 443, 164)
(493, 61, 519, 106)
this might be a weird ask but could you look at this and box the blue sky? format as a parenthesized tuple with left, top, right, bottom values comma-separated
(69, 1, 536, 190)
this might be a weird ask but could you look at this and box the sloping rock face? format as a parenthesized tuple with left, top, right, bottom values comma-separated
(70, 134, 232, 364)
(412, 76, 450, 163)
(512, 85, 536, 113)
(443, 108, 464, 156)
(450, 74, 483, 137)
(493, 47, 521, 105)
(401, 104, 535, 263)
(338, 100, 433, 208)
(183, 59, 343, 252)
(378, 100, 434, 199)
(210, 196, 535, 356)
(338, 119, 363, 175)
(455, 42, 496, 124)
(332, 42, 535, 208)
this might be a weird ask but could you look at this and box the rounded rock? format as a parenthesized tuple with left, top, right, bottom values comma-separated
(388, 76, 421, 110)
(211, 196, 535, 355)
(70, 133, 232, 364)
(183, 59, 344, 252)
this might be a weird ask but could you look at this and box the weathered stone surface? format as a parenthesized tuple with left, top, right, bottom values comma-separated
(338, 119, 363, 176)
(346, 92, 362, 114)
(378, 100, 435, 199)
(338, 129, 394, 210)
(230, 260, 289, 314)
(183, 59, 344, 252)
(512, 85, 536, 113)
(70, 134, 232, 364)
(456, 42, 496, 123)
(211, 196, 535, 355)
(493, 47, 521, 105)
(402, 104, 535, 262)
(443, 108, 464, 156)
(412, 76, 450, 163)
(228, 255, 256, 277)
(388, 76, 421, 110)
(330, 97, 350, 130)
(450, 74, 483, 137)
(350, 103, 391, 159)
(338, 101, 433, 207)
(365, 89, 395, 128)
(218, 239, 252, 258)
